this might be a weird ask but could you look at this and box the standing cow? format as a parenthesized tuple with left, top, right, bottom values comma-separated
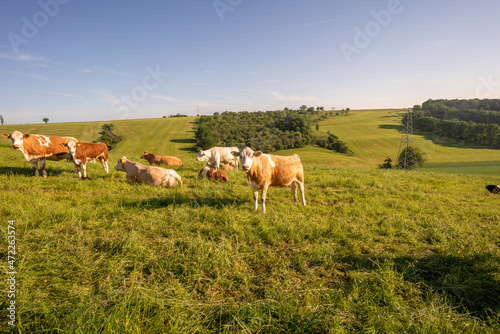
(140, 151, 184, 167)
(196, 146, 239, 170)
(232, 147, 306, 213)
(64, 140, 109, 179)
(2, 130, 77, 177)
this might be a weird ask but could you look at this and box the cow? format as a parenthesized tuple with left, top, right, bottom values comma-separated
(196, 146, 239, 170)
(140, 151, 184, 167)
(1, 130, 77, 177)
(486, 185, 500, 194)
(232, 147, 306, 213)
(198, 166, 228, 182)
(114, 157, 182, 187)
(63, 140, 108, 179)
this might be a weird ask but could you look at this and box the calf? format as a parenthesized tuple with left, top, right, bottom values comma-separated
(196, 146, 239, 170)
(114, 157, 182, 187)
(140, 151, 184, 167)
(2, 130, 77, 177)
(64, 140, 108, 178)
(198, 166, 228, 182)
(232, 147, 305, 213)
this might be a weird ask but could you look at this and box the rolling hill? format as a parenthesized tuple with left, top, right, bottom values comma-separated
(3, 109, 500, 172)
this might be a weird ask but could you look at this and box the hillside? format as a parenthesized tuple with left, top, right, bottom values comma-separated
(3, 109, 500, 172)
(312, 109, 500, 167)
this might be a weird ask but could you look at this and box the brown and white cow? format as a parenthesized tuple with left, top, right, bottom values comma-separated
(140, 151, 184, 167)
(232, 147, 305, 213)
(114, 157, 182, 187)
(198, 166, 228, 182)
(2, 130, 77, 177)
(196, 147, 239, 170)
(64, 140, 108, 179)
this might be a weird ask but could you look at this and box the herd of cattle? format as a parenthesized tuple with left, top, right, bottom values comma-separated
(1, 130, 306, 212)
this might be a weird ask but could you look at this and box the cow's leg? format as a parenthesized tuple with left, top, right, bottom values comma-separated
(102, 159, 109, 173)
(260, 184, 269, 213)
(81, 163, 87, 179)
(291, 182, 298, 205)
(76, 163, 82, 178)
(39, 159, 47, 178)
(73, 162, 78, 174)
(31, 161, 39, 177)
(298, 181, 306, 206)
(252, 189, 259, 211)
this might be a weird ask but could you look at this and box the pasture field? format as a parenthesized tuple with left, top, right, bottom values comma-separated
(1, 116, 500, 333)
(314, 109, 500, 167)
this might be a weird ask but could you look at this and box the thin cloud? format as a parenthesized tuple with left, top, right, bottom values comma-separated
(148, 93, 178, 102)
(79, 67, 138, 78)
(1, 69, 51, 82)
(34, 90, 88, 99)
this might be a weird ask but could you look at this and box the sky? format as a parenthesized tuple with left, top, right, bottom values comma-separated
(1, 0, 500, 124)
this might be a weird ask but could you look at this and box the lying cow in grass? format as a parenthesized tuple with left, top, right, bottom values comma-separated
(64, 140, 108, 178)
(198, 166, 228, 182)
(232, 147, 306, 213)
(196, 147, 239, 170)
(2, 130, 77, 177)
(114, 157, 182, 187)
(486, 185, 500, 194)
(140, 151, 184, 167)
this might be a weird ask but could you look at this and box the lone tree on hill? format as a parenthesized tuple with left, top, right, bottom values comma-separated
(0, 115, 4, 125)
(43, 118, 49, 124)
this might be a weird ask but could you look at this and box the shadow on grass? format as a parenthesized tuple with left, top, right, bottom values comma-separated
(337, 253, 500, 319)
(121, 192, 246, 209)
(0, 166, 35, 176)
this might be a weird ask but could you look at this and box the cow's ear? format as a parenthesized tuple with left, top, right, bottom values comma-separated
(253, 151, 263, 157)
(1, 133, 10, 139)
(60, 142, 67, 147)
(231, 150, 240, 157)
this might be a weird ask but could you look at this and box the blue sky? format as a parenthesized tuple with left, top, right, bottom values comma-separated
(1, 0, 500, 124)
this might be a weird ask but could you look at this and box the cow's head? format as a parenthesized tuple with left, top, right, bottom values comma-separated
(196, 150, 208, 162)
(2, 130, 27, 150)
(232, 147, 262, 172)
(140, 151, 150, 160)
(62, 139, 77, 156)
(114, 157, 128, 171)
(198, 166, 210, 178)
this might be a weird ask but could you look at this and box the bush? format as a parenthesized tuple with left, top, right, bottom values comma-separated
(95, 123, 122, 150)
(397, 146, 426, 170)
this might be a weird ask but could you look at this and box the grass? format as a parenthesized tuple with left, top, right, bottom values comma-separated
(1, 115, 500, 333)
(314, 109, 500, 167)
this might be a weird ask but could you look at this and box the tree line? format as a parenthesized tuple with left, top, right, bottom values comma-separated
(411, 99, 500, 148)
(195, 108, 352, 154)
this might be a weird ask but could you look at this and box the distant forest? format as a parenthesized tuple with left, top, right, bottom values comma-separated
(411, 99, 500, 148)
(195, 107, 352, 154)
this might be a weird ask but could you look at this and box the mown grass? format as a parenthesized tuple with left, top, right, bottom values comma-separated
(314, 109, 500, 167)
(1, 116, 500, 333)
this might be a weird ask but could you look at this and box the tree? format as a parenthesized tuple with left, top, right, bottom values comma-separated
(43, 118, 49, 124)
(315, 124, 319, 131)
(378, 157, 392, 169)
(196, 124, 218, 150)
(96, 123, 122, 150)
(0, 115, 4, 125)
(397, 146, 426, 170)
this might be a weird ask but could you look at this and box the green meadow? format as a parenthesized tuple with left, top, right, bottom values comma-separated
(0, 112, 499, 333)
